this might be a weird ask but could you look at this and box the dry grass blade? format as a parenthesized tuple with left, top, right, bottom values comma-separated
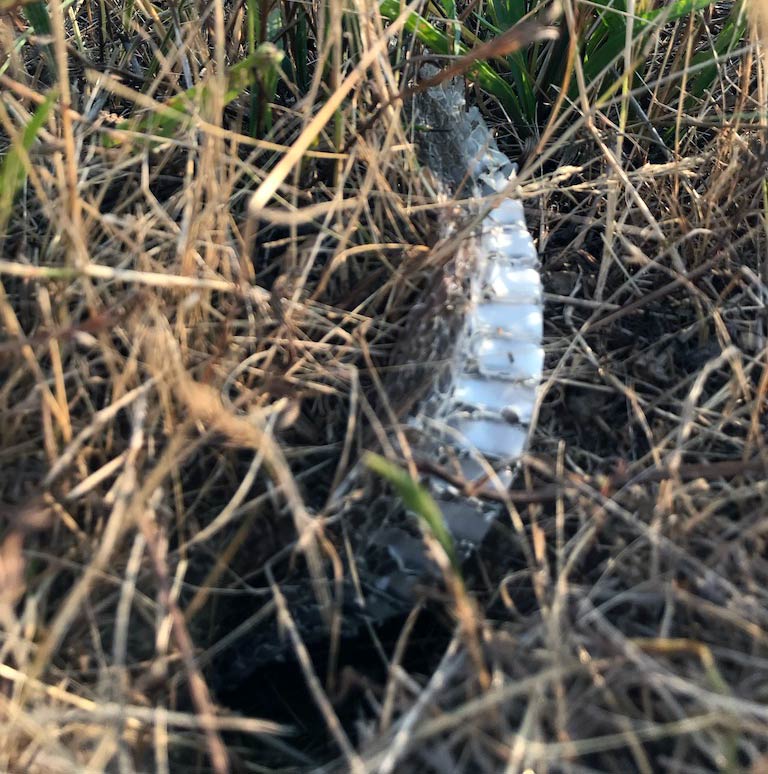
(1, 0, 767, 770)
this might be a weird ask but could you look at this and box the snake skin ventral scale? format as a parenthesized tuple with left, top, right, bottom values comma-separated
(221, 70, 544, 678)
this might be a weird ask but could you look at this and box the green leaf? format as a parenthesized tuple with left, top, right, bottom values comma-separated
(21, 0, 49, 32)
(486, 0, 525, 31)
(22, 1, 56, 77)
(0, 91, 55, 230)
(379, 0, 525, 125)
(364, 452, 460, 572)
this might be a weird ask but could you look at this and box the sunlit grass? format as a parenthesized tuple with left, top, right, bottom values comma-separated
(0, 0, 766, 771)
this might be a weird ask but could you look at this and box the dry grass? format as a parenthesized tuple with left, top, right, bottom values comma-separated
(1, 0, 767, 771)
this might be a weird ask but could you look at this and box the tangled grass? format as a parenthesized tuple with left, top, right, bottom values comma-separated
(1, 0, 767, 771)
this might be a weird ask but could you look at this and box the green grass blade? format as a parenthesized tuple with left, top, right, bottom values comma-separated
(0, 92, 55, 230)
(486, 0, 525, 30)
(484, 0, 535, 120)
(577, 0, 721, 97)
(642, 0, 720, 27)
(294, 7, 310, 93)
(22, 1, 56, 77)
(686, 0, 747, 103)
(364, 452, 460, 573)
(380, 0, 458, 53)
(21, 0, 50, 33)
(246, 0, 259, 49)
(436, 0, 460, 55)
(379, 0, 525, 125)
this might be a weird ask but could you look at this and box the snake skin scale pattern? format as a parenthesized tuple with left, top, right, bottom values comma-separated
(214, 70, 543, 681)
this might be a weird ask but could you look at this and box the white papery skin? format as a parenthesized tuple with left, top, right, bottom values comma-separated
(411, 74, 544, 493)
(371, 75, 545, 572)
(440, 194, 543, 469)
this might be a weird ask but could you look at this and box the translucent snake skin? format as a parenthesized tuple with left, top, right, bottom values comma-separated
(216, 71, 543, 680)
(357, 68, 544, 599)
(412, 70, 543, 481)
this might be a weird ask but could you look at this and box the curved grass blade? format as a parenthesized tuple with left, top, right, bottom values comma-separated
(484, 0, 536, 120)
(0, 91, 55, 231)
(364, 452, 460, 573)
(379, 0, 525, 124)
(576, 0, 722, 98)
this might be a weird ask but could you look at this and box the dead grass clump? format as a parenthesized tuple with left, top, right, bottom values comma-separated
(1, 0, 768, 771)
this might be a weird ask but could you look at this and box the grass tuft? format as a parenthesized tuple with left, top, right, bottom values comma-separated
(0, 0, 767, 771)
